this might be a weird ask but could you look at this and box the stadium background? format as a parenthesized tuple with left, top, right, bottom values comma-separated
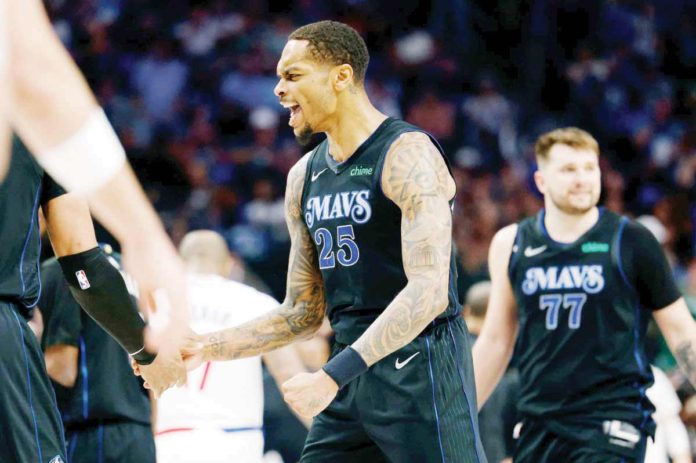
(41, 0, 696, 458)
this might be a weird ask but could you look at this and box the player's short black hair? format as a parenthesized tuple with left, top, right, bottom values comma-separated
(288, 20, 369, 83)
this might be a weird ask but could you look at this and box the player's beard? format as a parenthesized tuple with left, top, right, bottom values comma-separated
(296, 123, 314, 147)
(549, 189, 599, 215)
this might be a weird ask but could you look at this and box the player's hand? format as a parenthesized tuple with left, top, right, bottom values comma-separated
(120, 233, 190, 353)
(133, 343, 187, 398)
(180, 332, 206, 371)
(281, 370, 338, 418)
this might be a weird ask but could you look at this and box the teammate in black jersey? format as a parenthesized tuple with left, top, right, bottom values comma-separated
(473, 127, 696, 463)
(0, 139, 175, 462)
(40, 248, 155, 463)
(178, 20, 486, 462)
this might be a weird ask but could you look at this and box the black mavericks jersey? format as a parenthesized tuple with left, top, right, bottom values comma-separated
(40, 255, 151, 428)
(0, 137, 65, 314)
(509, 208, 681, 453)
(300, 118, 461, 344)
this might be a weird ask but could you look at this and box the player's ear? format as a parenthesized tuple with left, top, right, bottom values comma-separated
(332, 64, 354, 92)
(533, 169, 546, 195)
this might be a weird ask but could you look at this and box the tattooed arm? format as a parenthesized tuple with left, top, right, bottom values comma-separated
(654, 298, 696, 387)
(200, 154, 326, 361)
(352, 132, 456, 366)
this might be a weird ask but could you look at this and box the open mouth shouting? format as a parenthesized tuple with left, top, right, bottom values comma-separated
(282, 102, 303, 128)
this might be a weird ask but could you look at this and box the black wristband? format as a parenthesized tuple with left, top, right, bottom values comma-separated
(322, 346, 368, 388)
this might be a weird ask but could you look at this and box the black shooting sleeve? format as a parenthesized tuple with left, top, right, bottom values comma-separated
(58, 247, 156, 364)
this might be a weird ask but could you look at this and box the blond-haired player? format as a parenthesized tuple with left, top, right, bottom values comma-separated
(474, 127, 696, 463)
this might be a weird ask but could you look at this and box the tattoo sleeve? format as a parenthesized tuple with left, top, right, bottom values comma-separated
(203, 154, 326, 361)
(675, 340, 696, 386)
(352, 132, 455, 366)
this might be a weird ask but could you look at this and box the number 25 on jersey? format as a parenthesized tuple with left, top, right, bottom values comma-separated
(314, 225, 360, 269)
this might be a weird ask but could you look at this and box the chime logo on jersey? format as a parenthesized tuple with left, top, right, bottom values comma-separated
(521, 265, 605, 295)
(305, 190, 372, 227)
(350, 165, 373, 176)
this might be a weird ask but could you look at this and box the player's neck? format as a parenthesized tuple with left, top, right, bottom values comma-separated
(543, 205, 600, 243)
(325, 94, 387, 163)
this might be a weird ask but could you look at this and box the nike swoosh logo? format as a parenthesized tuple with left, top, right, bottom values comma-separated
(524, 245, 547, 257)
(311, 168, 328, 182)
(395, 352, 420, 370)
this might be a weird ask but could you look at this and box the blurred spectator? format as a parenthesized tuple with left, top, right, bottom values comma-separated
(131, 39, 188, 125)
(464, 281, 518, 463)
(220, 55, 279, 110)
(632, 3, 658, 62)
(406, 89, 457, 151)
(243, 177, 287, 243)
(461, 76, 516, 171)
(394, 30, 436, 67)
(366, 79, 402, 119)
(174, 5, 245, 58)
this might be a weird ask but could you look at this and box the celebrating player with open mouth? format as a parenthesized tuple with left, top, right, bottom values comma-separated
(178, 20, 486, 463)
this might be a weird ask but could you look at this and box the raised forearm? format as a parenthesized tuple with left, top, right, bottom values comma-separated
(203, 301, 323, 361)
(353, 279, 447, 366)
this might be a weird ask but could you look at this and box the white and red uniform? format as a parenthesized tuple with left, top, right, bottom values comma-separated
(644, 366, 691, 463)
(156, 274, 278, 463)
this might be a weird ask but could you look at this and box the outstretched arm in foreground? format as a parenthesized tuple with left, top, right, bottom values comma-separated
(44, 192, 187, 397)
(7, 0, 189, 347)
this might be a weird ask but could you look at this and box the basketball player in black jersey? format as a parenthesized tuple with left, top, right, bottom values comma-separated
(473, 127, 696, 463)
(176, 20, 486, 462)
(0, 139, 180, 462)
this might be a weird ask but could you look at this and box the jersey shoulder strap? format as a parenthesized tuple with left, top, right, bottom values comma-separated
(508, 216, 536, 279)
(299, 142, 327, 213)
